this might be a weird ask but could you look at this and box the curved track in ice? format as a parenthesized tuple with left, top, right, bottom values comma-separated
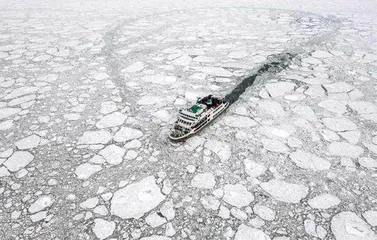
(1, 3, 377, 239)
(101, 7, 343, 137)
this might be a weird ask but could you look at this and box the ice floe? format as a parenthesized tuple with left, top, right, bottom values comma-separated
(222, 184, 254, 208)
(331, 211, 376, 240)
(78, 130, 112, 145)
(289, 150, 331, 171)
(260, 179, 308, 203)
(111, 176, 165, 219)
(3, 151, 34, 172)
(234, 224, 270, 240)
(308, 194, 341, 209)
(75, 163, 102, 179)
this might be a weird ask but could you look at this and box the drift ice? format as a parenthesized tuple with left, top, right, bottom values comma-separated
(169, 95, 229, 141)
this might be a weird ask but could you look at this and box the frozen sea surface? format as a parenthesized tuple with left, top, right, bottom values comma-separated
(0, 0, 377, 239)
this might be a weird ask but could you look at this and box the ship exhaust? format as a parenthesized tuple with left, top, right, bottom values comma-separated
(224, 52, 296, 105)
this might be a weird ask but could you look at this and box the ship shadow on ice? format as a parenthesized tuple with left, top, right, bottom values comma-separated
(225, 52, 296, 105)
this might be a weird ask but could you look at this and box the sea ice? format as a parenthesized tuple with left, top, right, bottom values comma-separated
(78, 131, 112, 145)
(111, 176, 165, 219)
(96, 112, 127, 128)
(92, 218, 116, 240)
(331, 211, 376, 240)
(222, 184, 254, 208)
(328, 142, 364, 158)
(260, 179, 308, 203)
(15, 135, 41, 149)
(3, 151, 34, 172)
(75, 163, 102, 179)
(113, 127, 143, 142)
(243, 160, 266, 178)
(28, 195, 54, 213)
(322, 117, 357, 132)
(308, 194, 341, 209)
(289, 150, 331, 171)
(234, 224, 271, 240)
(191, 172, 216, 189)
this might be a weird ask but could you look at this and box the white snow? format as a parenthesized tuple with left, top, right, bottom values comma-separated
(99, 144, 126, 165)
(218, 205, 230, 219)
(111, 176, 165, 219)
(204, 139, 231, 161)
(322, 117, 357, 132)
(331, 211, 376, 240)
(160, 201, 175, 220)
(80, 197, 99, 209)
(0, 167, 10, 177)
(339, 130, 360, 144)
(358, 157, 377, 169)
(228, 50, 248, 59)
(152, 109, 172, 122)
(328, 142, 364, 158)
(362, 211, 377, 227)
(201, 67, 232, 77)
(231, 207, 247, 220)
(223, 116, 257, 128)
(75, 163, 102, 179)
(4, 87, 39, 100)
(258, 100, 286, 117)
(142, 75, 177, 85)
(3, 151, 34, 172)
(348, 101, 377, 114)
(124, 61, 145, 73)
(96, 112, 127, 128)
(323, 82, 354, 93)
(191, 172, 216, 189)
(201, 195, 220, 210)
(265, 82, 295, 97)
(140, 236, 171, 240)
(311, 50, 333, 58)
(15, 135, 41, 149)
(222, 184, 254, 208)
(243, 160, 266, 178)
(137, 96, 164, 105)
(171, 54, 191, 66)
(30, 211, 47, 223)
(0, 120, 13, 130)
(92, 218, 116, 240)
(78, 130, 112, 145)
(100, 101, 118, 115)
(0, 108, 21, 120)
(234, 224, 271, 240)
(261, 139, 289, 153)
(289, 150, 331, 171)
(308, 194, 341, 209)
(318, 99, 347, 114)
(145, 212, 167, 227)
(113, 127, 143, 142)
(253, 205, 276, 221)
(28, 195, 54, 213)
(260, 179, 308, 203)
(94, 72, 109, 80)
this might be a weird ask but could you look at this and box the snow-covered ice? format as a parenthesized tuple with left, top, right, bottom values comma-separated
(260, 179, 308, 203)
(1, 0, 377, 238)
(222, 184, 254, 208)
(110, 176, 165, 219)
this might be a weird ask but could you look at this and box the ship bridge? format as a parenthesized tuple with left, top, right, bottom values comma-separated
(177, 104, 207, 129)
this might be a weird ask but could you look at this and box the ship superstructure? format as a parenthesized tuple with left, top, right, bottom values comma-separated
(169, 95, 229, 141)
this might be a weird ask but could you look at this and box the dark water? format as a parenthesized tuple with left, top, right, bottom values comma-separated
(225, 52, 296, 104)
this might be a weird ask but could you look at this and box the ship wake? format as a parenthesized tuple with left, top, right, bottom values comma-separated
(224, 52, 296, 105)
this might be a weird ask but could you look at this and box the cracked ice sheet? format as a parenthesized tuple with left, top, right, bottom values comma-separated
(1, 1, 377, 240)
